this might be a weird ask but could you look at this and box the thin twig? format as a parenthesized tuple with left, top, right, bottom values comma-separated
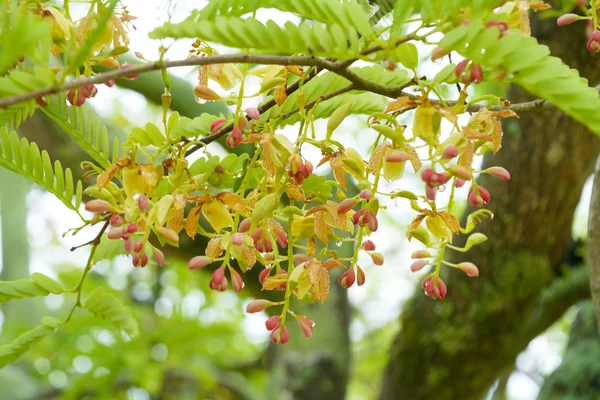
(70, 218, 110, 251)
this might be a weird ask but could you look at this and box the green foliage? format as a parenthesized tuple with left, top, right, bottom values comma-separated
(83, 287, 139, 337)
(171, 113, 221, 138)
(150, 15, 363, 57)
(128, 122, 166, 147)
(43, 95, 120, 169)
(0, 67, 56, 129)
(0, 127, 83, 215)
(440, 21, 600, 134)
(0, 273, 63, 303)
(0, 318, 58, 368)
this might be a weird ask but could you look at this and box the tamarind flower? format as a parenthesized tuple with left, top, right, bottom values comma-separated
(265, 315, 280, 330)
(587, 31, 600, 52)
(226, 126, 243, 148)
(271, 325, 289, 344)
(352, 208, 378, 232)
(188, 256, 211, 270)
(422, 276, 447, 299)
(209, 267, 228, 291)
(361, 240, 376, 251)
(210, 118, 227, 134)
(246, 299, 276, 314)
(295, 315, 315, 338)
(338, 268, 356, 288)
(468, 186, 491, 207)
(557, 13, 579, 27)
(288, 154, 313, 185)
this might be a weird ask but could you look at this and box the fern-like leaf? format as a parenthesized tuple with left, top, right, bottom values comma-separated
(150, 16, 361, 57)
(84, 287, 139, 337)
(439, 22, 600, 134)
(0, 273, 63, 303)
(0, 128, 83, 215)
(43, 95, 119, 169)
(0, 67, 56, 129)
(0, 317, 59, 368)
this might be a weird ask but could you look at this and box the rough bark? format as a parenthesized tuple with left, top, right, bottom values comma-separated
(379, 12, 600, 400)
(538, 301, 600, 400)
(588, 156, 600, 332)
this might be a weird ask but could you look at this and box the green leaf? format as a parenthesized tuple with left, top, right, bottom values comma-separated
(171, 114, 221, 139)
(0, 323, 56, 368)
(93, 234, 126, 263)
(84, 287, 139, 337)
(394, 43, 418, 70)
(0, 274, 63, 303)
(0, 128, 83, 216)
(30, 273, 63, 295)
(302, 174, 334, 198)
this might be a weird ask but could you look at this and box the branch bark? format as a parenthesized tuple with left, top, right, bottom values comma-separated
(589, 156, 600, 332)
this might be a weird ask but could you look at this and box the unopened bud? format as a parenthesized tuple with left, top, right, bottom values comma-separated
(237, 114, 248, 130)
(356, 265, 366, 286)
(337, 198, 357, 214)
(85, 199, 114, 213)
(155, 226, 179, 243)
(226, 126, 243, 148)
(411, 250, 431, 259)
(293, 254, 311, 264)
(370, 252, 384, 266)
(457, 262, 479, 277)
(359, 189, 372, 200)
(246, 106, 261, 120)
(425, 185, 437, 201)
(421, 168, 434, 182)
(124, 237, 135, 253)
(482, 166, 511, 180)
(442, 146, 459, 159)
(193, 85, 221, 101)
(259, 267, 271, 284)
(271, 325, 289, 344)
(455, 178, 466, 188)
(454, 59, 469, 78)
(210, 118, 227, 134)
(338, 268, 356, 288)
(110, 214, 125, 226)
(104, 79, 116, 87)
(361, 240, 376, 251)
(126, 222, 138, 233)
(231, 233, 245, 246)
(239, 218, 252, 233)
(188, 255, 211, 270)
(265, 315, 280, 330)
(133, 241, 144, 253)
(470, 64, 483, 84)
(410, 259, 428, 272)
(449, 165, 473, 180)
(107, 227, 124, 240)
(152, 248, 165, 267)
(296, 315, 314, 338)
(230, 268, 244, 292)
(385, 150, 410, 163)
(557, 13, 579, 26)
(137, 195, 150, 212)
(431, 46, 451, 62)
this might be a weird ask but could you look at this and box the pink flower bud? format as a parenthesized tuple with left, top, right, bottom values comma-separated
(437, 278, 447, 299)
(210, 118, 227, 134)
(133, 253, 148, 267)
(104, 79, 115, 87)
(212, 266, 225, 285)
(449, 165, 473, 180)
(209, 276, 228, 292)
(557, 13, 579, 26)
(107, 227, 124, 240)
(230, 268, 244, 292)
(455, 178, 466, 188)
(124, 237, 135, 253)
(137, 195, 150, 212)
(251, 228, 263, 244)
(246, 106, 261, 120)
(155, 226, 179, 243)
(85, 199, 114, 213)
(110, 214, 125, 226)
(83, 84, 98, 98)
(271, 325, 289, 344)
(457, 262, 479, 277)
(304, 160, 314, 176)
(468, 186, 491, 207)
(454, 59, 469, 78)
(470, 64, 483, 84)
(410, 260, 428, 272)
(359, 189, 372, 200)
(226, 126, 243, 148)
(259, 267, 271, 284)
(35, 97, 48, 107)
(385, 150, 410, 163)
(370, 252, 384, 266)
(238, 218, 252, 233)
(122, 63, 139, 79)
(592, 30, 600, 42)
(275, 230, 288, 248)
(265, 315, 280, 330)
(588, 36, 600, 52)
(296, 315, 314, 338)
(126, 222, 138, 233)
(483, 166, 511, 180)
(424, 184, 436, 201)
(442, 146, 458, 159)
(337, 198, 357, 214)
(431, 46, 451, 62)
(422, 276, 447, 299)
(411, 250, 431, 259)
(152, 248, 165, 267)
(188, 256, 211, 270)
(356, 265, 366, 286)
(338, 268, 356, 288)
(231, 233, 245, 246)
(133, 241, 144, 253)
(361, 240, 376, 251)
(421, 168, 434, 182)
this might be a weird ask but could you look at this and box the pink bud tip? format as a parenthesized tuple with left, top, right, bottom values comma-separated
(133, 241, 144, 253)
(557, 13, 579, 26)
(110, 214, 125, 226)
(152, 248, 165, 266)
(457, 262, 479, 277)
(337, 198, 357, 214)
(85, 199, 114, 213)
(137, 195, 150, 212)
(132, 253, 148, 267)
(230, 268, 244, 293)
(385, 150, 410, 163)
(210, 118, 227, 134)
(421, 168, 434, 182)
(293, 254, 311, 265)
(442, 146, 459, 159)
(356, 265, 366, 286)
(455, 178, 466, 188)
(188, 256, 211, 270)
(468, 186, 491, 207)
(270, 325, 289, 344)
(122, 63, 139, 79)
(411, 250, 431, 259)
(483, 166, 511, 180)
(238, 218, 252, 233)
(126, 222, 138, 233)
(361, 240, 376, 251)
(259, 267, 271, 284)
(425, 184, 437, 201)
(370, 252, 384, 266)
(359, 189, 373, 201)
(265, 315, 280, 330)
(246, 107, 261, 120)
(470, 64, 483, 84)
(104, 79, 115, 87)
(124, 237, 135, 253)
(296, 315, 315, 338)
(107, 227, 124, 240)
(226, 126, 243, 148)
(454, 59, 469, 78)
(410, 260, 428, 272)
(231, 233, 245, 246)
(338, 268, 356, 288)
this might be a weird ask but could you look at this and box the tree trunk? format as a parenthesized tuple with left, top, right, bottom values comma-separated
(538, 300, 600, 400)
(588, 154, 600, 331)
(379, 11, 600, 400)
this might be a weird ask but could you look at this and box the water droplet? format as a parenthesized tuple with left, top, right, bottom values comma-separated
(336, 240, 342, 247)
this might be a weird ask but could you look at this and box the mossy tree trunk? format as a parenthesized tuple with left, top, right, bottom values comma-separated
(379, 10, 600, 400)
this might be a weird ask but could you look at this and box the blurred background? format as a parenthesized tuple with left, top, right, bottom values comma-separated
(0, 1, 597, 399)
